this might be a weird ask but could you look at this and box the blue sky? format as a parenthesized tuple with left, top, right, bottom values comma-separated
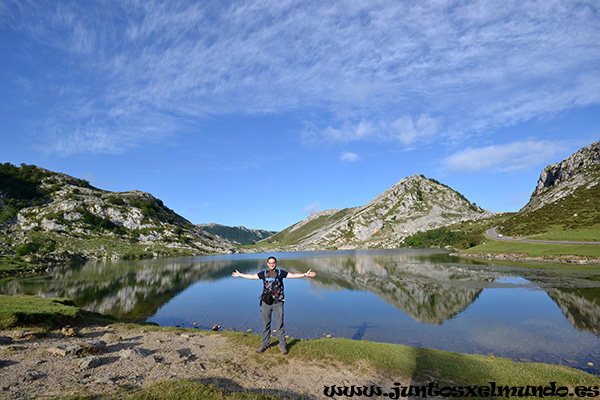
(1, 0, 599, 232)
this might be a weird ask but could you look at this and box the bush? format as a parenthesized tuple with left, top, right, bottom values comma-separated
(81, 211, 118, 232)
(14, 238, 56, 256)
(404, 227, 482, 249)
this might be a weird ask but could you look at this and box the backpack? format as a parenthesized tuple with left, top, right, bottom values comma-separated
(260, 269, 284, 305)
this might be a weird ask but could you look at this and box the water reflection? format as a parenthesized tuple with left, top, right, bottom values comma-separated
(1, 249, 599, 374)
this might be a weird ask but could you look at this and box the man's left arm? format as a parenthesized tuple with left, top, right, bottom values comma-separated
(286, 269, 316, 279)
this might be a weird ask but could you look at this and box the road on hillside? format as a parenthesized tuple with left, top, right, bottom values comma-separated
(486, 227, 600, 245)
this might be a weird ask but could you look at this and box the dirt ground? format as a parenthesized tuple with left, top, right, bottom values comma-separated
(0, 325, 406, 399)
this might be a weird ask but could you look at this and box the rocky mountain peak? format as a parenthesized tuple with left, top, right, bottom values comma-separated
(263, 175, 491, 250)
(523, 140, 600, 212)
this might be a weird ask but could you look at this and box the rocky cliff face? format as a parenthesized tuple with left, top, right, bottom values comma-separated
(0, 164, 234, 263)
(498, 140, 600, 238)
(523, 140, 600, 212)
(264, 175, 492, 250)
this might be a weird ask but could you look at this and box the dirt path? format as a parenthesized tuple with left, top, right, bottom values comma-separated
(0, 325, 404, 399)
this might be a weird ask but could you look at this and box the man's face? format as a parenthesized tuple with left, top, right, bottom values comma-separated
(267, 259, 277, 270)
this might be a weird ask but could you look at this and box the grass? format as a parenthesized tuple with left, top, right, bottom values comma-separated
(224, 332, 599, 399)
(462, 240, 600, 260)
(0, 294, 117, 329)
(125, 380, 279, 400)
(523, 225, 600, 242)
(500, 173, 600, 238)
(0, 256, 43, 275)
(1, 295, 599, 400)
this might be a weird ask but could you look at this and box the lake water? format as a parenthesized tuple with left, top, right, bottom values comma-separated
(1, 249, 599, 375)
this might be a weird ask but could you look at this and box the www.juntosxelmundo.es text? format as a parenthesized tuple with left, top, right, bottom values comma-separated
(323, 382, 599, 398)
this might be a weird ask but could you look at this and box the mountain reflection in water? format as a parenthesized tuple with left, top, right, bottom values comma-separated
(1, 249, 599, 375)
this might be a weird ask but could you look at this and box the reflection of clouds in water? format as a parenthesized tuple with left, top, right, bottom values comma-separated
(495, 276, 531, 285)
(306, 285, 327, 299)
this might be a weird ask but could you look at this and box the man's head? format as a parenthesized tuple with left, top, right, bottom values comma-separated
(267, 256, 277, 270)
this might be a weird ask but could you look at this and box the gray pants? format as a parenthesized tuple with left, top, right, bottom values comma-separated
(260, 301, 287, 350)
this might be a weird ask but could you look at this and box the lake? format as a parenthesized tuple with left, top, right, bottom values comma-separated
(1, 249, 599, 375)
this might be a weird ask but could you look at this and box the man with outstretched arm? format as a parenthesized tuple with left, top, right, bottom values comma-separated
(231, 256, 316, 354)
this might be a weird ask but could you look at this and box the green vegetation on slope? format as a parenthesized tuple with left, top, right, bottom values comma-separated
(403, 213, 512, 250)
(499, 170, 600, 239)
(0, 163, 52, 223)
(259, 208, 355, 247)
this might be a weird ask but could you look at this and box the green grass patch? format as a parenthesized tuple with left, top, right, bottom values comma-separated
(125, 380, 279, 400)
(0, 256, 42, 275)
(225, 332, 598, 397)
(0, 294, 116, 329)
(402, 213, 513, 250)
(523, 225, 600, 242)
(500, 173, 600, 237)
(463, 240, 600, 259)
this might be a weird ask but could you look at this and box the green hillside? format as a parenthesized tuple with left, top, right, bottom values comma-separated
(498, 165, 600, 240)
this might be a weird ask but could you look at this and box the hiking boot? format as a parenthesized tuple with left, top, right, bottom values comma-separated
(256, 346, 267, 353)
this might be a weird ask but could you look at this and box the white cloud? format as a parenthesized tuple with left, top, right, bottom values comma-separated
(340, 151, 360, 162)
(442, 140, 569, 173)
(306, 114, 441, 147)
(390, 114, 439, 146)
(4, 0, 599, 154)
(304, 201, 321, 215)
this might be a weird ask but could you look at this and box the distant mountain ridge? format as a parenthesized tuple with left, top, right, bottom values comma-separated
(197, 223, 277, 245)
(262, 175, 492, 251)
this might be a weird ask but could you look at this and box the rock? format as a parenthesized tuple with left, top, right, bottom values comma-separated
(119, 348, 151, 359)
(153, 355, 164, 363)
(95, 376, 116, 385)
(100, 332, 123, 341)
(61, 326, 78, 337)
(0, 336, 13, 345)
(79, 356, 101, 370)
(176, 348, 191, 358)
(77, 340, 106, 354)
(11, 330, 39, 340)
(47, 344, 83, 356)
(525, 140, 600, 212)
(22, 372, 39, 382)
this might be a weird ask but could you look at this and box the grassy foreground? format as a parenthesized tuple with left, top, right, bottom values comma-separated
(460, 238, 600, 264)
(1, 295, 599, 400)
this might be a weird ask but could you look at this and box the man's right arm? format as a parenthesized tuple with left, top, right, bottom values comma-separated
(231, 270, 259, 279)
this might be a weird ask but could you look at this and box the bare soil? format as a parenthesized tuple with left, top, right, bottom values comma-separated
(0, 325, 404, 399)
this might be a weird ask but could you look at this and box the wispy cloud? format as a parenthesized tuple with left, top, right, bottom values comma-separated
(304, 114, 441, 146)
(3, 0, 599, 154)
(340, 151, 360, 162)
(442, 140, 569, 173)
(304, 201, 321, 215)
